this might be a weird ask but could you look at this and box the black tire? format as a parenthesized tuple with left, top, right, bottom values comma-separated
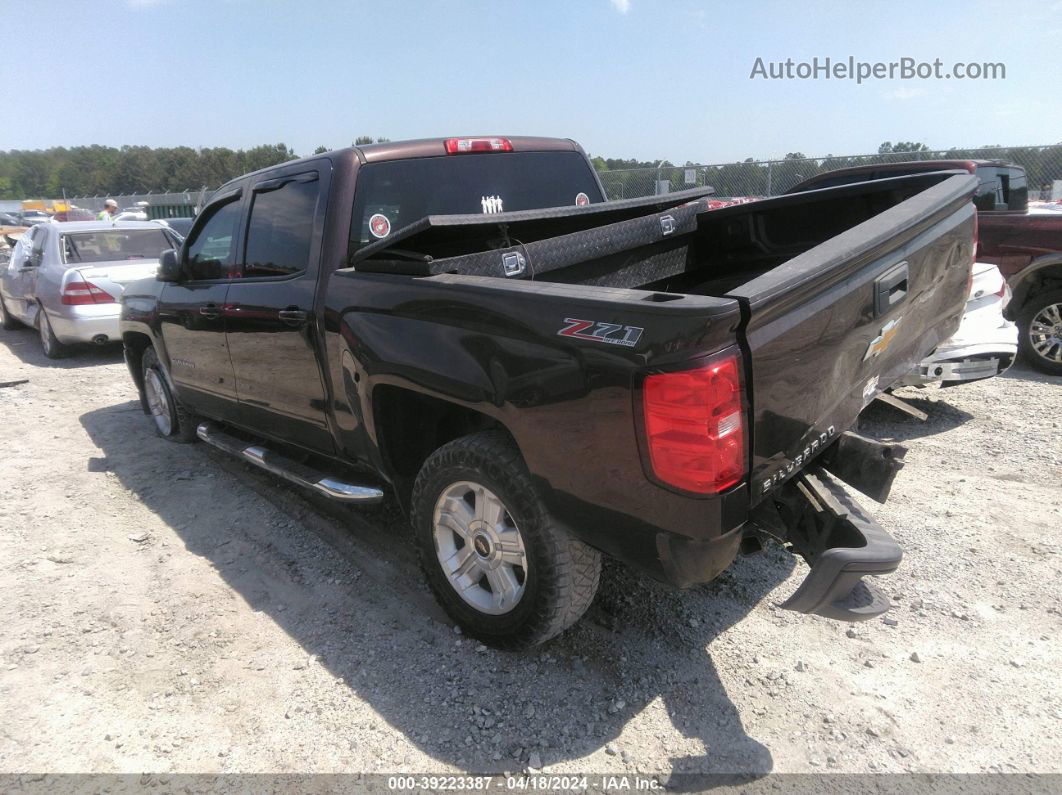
(1017, 288, 1062, 376)
(0, 294, 23, 330)
(37, 308, 70, 359)
(411, 430, 601, 649)
(141, 347, 199, 442)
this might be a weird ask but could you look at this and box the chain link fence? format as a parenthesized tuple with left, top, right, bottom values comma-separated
(45, 143, 1062, 213)
(62, 189, 211, 218)
(596, 144, 1062, 201)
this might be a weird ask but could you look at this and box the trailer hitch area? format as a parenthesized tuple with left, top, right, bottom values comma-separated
(818, 430, 907, 504)
(749, 466, 902, 622)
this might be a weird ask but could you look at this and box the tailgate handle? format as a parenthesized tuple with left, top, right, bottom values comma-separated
(874, 262, 908, 316)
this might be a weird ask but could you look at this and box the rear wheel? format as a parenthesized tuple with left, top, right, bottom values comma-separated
(411, 430, 601, 649)
(142, 347, 199, 442)
(0, 294, 23, 330)
(1018, 289, 1062, 375)
(37, 308, 69, 359)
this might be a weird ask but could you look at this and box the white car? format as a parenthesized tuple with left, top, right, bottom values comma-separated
(900, 262, 1017, 387)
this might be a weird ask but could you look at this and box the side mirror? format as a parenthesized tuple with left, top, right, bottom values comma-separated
(157, 248, 184, 283)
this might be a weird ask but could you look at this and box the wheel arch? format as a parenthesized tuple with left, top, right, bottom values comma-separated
(372, 384, 517, 506)
(1008, 255, 1062, 317)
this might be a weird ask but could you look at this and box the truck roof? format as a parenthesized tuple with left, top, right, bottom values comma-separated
(226, 136, 584, 185)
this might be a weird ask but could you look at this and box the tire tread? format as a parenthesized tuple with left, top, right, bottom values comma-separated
(411, 430, 600, 649)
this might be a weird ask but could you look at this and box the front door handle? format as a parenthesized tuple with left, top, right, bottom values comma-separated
(278, 307, 308, 327)
(199, 304, 220, 320)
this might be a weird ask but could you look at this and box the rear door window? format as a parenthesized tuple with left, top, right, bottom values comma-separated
(61, 229, 172, 264)
(349, 151, 604, 251)
(241, 174, 320, 278)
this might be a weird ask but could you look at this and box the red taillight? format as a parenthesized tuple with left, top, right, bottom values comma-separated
(61, 280, 115, 305)
(444, 137, 513, 154)
(642, 351, 746, 494)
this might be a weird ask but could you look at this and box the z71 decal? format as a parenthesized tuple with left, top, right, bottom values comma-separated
(558, 318, 644, 348)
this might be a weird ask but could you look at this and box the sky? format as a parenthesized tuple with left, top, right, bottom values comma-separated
(5, 0, 1061, 164)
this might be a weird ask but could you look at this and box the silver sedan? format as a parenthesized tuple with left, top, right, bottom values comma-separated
(0, 221, 177, 358)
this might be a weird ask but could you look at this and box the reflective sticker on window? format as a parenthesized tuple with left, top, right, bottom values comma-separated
(369, 213, 391, 238)
(575, 192, 590, 207)
(481, 195, 504, 214)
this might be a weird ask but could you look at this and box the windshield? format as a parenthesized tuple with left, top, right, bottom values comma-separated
(349, 151, 604, 251)
(62, 229, 172, 263)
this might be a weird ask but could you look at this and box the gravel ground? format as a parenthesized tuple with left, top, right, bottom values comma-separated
(0, 324, 1060, 785)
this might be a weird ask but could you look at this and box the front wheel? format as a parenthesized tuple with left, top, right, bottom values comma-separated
(1017, 289, 1062, 375)
(411, 430, 601, 649)
(38, 308, 70, 359)
(142, 347, 200, 442)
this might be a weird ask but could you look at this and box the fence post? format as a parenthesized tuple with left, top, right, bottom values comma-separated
(766, 162, 773, 197)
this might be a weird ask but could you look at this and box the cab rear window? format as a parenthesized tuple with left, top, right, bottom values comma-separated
(349, 151, 604, 251)
(63, 229, 172, 264)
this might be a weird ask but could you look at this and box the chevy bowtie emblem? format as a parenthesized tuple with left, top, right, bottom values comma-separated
(864, 317, 903, 361)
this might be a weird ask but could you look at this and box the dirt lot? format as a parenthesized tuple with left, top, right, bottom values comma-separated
(0, 325, 1060, 784)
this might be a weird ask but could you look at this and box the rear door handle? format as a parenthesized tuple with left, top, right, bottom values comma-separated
(874, 262, 909, 316)
(199, 304, 220, 319)
(278, 308, 308, 327)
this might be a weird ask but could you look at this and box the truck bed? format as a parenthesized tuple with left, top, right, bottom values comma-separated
(347, 171, 978, 504)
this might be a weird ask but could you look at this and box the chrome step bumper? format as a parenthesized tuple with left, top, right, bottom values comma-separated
(196, 423, 384, 504)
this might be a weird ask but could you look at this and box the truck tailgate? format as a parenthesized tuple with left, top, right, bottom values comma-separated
(725, 174, 978, 503)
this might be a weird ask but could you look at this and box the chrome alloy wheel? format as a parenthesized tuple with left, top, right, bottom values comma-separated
(144, 368, 173, 436)
(432, 481, 528, 615)
(1029, 302, 1062, 364)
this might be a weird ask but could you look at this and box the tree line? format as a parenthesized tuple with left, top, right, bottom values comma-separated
(593, 141, 1062, 199)
(0, 137, 392, 199)
(3, 138, 1059, 201)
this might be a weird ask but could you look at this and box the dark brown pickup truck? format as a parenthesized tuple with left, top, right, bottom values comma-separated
(790, 160, 1062, 374)
(119, 137, 977, 648)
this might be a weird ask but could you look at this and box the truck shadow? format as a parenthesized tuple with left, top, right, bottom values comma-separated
(80, 401, 792, 785)
(857, 391, 975, 442)
(0, 327, 124, 369)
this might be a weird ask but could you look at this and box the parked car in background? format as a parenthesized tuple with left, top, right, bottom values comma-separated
(0, 212, 23, 226)
(898, 263, 1017, 387)
(789, 160, 1062, 374)
(17, 210, 51, 225)
(0, 221, 177, 357)
(153, 216, 194, 241)
(51, 208, 97, 222)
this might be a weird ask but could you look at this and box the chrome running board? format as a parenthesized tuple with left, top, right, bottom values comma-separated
(196, 422, 384, 504)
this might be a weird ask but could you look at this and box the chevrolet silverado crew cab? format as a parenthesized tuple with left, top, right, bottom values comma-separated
(120, 136, 978, 648)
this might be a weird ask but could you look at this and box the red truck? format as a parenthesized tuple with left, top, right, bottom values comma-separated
(790, 160, 1062, 375)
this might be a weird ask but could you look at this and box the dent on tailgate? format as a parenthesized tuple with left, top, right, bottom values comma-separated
(727, 174, 978, 503)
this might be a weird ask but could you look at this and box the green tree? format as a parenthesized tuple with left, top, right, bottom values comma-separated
(878, 141, 930, 154)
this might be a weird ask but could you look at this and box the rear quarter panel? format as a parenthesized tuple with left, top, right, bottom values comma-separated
(322, 270, 750, 559)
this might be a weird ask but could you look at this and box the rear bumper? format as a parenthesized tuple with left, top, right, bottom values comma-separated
(753, 467, 902, 622)
(900, 341, 1017, 386)
(47, 305, 121, 344)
